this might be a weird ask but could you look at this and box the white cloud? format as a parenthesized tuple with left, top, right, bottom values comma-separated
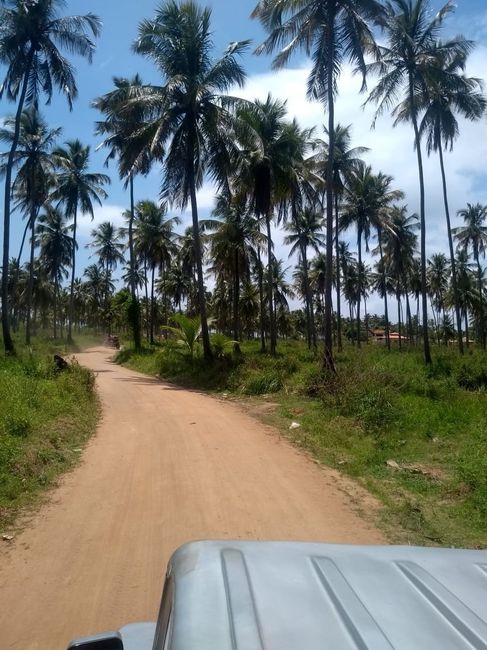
(77, 203, 126, 235)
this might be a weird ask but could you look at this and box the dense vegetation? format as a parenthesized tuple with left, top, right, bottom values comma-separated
(0, 337, 98, 531)
(1, 0, 487, 545)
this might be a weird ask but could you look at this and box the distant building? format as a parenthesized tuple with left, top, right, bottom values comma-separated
(369, 328, 407, 344)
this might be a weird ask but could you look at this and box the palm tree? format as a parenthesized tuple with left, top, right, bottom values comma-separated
(311, 124, 369, 351)
(366, 0, 468, 364)
(235, 97, 309, 355)
(394, 41, 486, 352)
(163, 264, 191, 315)
(340, 163, 403, 346)
(310, 253, 326, 333)
(204, 193, 264, 343)
(133, 200, 180, 344)
(253, 0, 385, 371)
(427, 253, 450, 341)
(383, 207, 419, 346)
(0, 0, 101, 353)
(177, 227, 199, 315)
(284, 207, 325, 348)
(454, 203, 487, 349)
(372, 258, 395, 338)
(89, 222, 125, 333)
(455, 249, 476, 346)
(130, 0, 249, 360)
(37, 206, 73, 338)
(271, 259, 294, 316)
(164, 314, 203, 360)
(93, 75, 155, 350)
(31, 260, 52, 333)
(372, 173, 404, 350)
(52, 140, 109, 343)
(240, 282, 259, 340)
(0, 108, 61, 344)
(83, 263, 109, 331)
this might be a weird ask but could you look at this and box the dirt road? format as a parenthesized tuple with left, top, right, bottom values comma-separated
(0, 347, 384, 649)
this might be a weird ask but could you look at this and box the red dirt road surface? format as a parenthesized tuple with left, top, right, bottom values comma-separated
(0, 347, 384, 649)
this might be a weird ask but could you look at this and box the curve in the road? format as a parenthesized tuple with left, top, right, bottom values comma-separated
(0, 347, 384, 650)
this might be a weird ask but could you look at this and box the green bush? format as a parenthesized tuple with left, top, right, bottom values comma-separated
(4, 413, 31, 438)
(154, 346, 189, 374)
(299, 364, 327, 397)
(354, 388, 396, 433)
(211, 333, 235, 359)
(242, 370, 283, 395)
(456, 359, 487, 391)
(425, 355, 453, 380)
(67, 359, 96, 392)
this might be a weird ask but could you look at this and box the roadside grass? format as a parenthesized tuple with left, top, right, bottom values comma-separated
(0, 335, 99, 533)
(117, 339, 487, 548)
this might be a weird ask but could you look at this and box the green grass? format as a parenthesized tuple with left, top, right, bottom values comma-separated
(117, 339, 487, 548)
(0, 335, 99, 532)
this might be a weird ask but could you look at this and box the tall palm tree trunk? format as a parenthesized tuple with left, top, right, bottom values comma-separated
(409, 78, 432, 364)
(310, 292, 317, 348)
(33, 302, 38, 335)
(233, 249, 240, 343)
(2, 50, 35, 354)
(323, 25, 336, 373)
(364, 295, 369, 343)
(378, 229, 391, 351)
(150, 265, 155, 345)
(257, 247, 266, 352)
(438, 144, 463, 353)
(406, 291, 413, 344)
(335, 194, 343, 352)
(356, 232, 362, 348)
(12, 217, 31, 334)
(129, 175, 141, 350)
(105, 260, 111, 336)
(397, 287, 402, 350)
(67, 206, 78, 343)
(25, 206, 37, 345)
(335, 192, 343, 352)
(161, 263, 168, 340)
(464, 310, 469, 348)
(188, 162, 212, 361)
(475, 250, 485, 350)
(144, 258, 150, 341)
(53, 279, 58, 339)
(265, 211, 276, 355)
(301, 245, 315, 350)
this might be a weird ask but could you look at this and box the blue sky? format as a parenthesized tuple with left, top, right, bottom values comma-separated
(2, 0, 487, 313)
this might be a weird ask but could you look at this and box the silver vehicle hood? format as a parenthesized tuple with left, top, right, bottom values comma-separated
(161, 540, 487, 650)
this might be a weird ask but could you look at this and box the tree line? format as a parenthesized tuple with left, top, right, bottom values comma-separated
(1, 0, 486, 370)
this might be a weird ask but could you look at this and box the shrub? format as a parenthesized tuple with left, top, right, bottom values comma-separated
(354, 388, 397, 433)
(67, 360, 96, 392)
(425, 355, 453, 380)
(211, 333, 235, 359)
(155, 348, 187, 376)
(4, 414, 31, 438)
(300, 364, 327, 397)
(242, 370, 283, 395)
(456, 360, 487, 391)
